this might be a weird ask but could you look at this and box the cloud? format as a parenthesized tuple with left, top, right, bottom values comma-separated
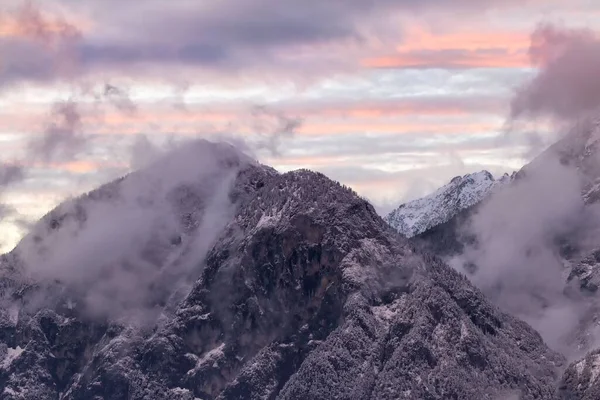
(364, 48, 529, 69)
(28, 99, 87, 162)
(0, 95, 509, 139)
(0, 1, 82, 86)
(0, 0, 542, 87)
(0, 1, 81, 42)
(244, 105, 302, 156)
(128, 134, 162, 171)
(452, 23, 600, 355)
(511, 24, 600, 122)
(0, 163, 24, 187)
(1, 0, 391, 86)
(71, 0, 533, 72)
(102, 83, 137, 114)
(455, 154, 592, 352)
(362, 23, 532, 70)
(0, 163, 26, 247)
(298, 120, 499, 136)
(22, 82, 144, 168)
(17, 139, 249, 325)
(292, 96, 508, 116)
(0, 163, 24, 218)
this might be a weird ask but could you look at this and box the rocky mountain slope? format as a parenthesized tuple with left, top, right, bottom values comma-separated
(389, 118, 600, 398)
(536, 119, 600, 398)
(385, 171, 514, 238)
(0, 140, 565, 399)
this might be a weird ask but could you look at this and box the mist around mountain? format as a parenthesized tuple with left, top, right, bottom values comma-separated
(378, 23, 600, 399)
(0, 138, 568, 400)
(1, 14, 600, 400)
(2, 121, 600, 399)
(378, 117, 600, 400)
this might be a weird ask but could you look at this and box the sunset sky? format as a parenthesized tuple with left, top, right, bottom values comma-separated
(0, 0, 599, 250)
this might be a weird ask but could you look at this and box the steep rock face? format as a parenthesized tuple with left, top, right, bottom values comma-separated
(279, 251, 563, 400)
(567, 249, 600, 294)
(558, 349, 600, 399)
(385, 171, 513, 238)
(410, 202, 481, 258)
(0, 162, 563, 399)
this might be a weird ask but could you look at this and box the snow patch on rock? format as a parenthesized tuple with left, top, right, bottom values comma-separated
(1, 346, 24, 369)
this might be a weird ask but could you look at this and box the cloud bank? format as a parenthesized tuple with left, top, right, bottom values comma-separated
(455, 23, 600, 356)
(511, 24, 600, 122)
(0, 0, 540, 87)
(16, 139, 250, 326)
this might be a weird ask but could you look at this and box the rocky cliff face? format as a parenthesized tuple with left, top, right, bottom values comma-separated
(0, 143, 564, 399)
(558, 349, 600, 400)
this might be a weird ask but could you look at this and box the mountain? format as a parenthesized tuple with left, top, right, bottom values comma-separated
(0, 140, 564, 400)
(404, 119, 600, 271)
(386, 118, 600, 398)
(392, 118, 600, 261)
(385, 170, 514, 238)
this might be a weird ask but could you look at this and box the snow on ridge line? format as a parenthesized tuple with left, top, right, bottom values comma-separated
(385, 170, 514, 238)
(1, 346, 24, 369)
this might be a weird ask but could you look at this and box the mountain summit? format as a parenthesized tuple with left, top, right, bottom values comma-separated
(385, 171, 514, 238)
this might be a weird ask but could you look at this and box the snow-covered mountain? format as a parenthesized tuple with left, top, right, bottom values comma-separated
(0, 140, 566, 400)
(384, 170, 514, 238)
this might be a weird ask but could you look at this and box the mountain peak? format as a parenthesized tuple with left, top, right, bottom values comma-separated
(450, 170, 493, 185)
(385, 170, 511, 238)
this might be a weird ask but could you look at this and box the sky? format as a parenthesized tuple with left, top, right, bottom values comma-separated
(0, 0, 598, 251)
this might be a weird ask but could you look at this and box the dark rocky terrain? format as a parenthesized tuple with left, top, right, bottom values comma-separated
(0, 140, 568, 399)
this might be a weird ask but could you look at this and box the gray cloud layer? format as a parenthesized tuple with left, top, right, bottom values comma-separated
(0, 0, 533, 88)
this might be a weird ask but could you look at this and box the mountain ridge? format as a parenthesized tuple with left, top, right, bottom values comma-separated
(0, 142, 565, 399)
(385, 170, 515, 238)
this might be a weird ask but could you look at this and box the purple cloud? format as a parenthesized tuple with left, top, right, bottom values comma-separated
(0, 0, 537, 87)
(511, 24, 600, 121)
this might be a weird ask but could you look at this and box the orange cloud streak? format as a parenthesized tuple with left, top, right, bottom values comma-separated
(0, 101, 503, 138)
(73, 114, 502, 137)
(31, 160, 126, 173)
(311, 100, 504, 117)
(297, 121, 498, 136)
(0, 5, 91, 39)
(364, 52, 529, 69)
(364, 24, 531, 69)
